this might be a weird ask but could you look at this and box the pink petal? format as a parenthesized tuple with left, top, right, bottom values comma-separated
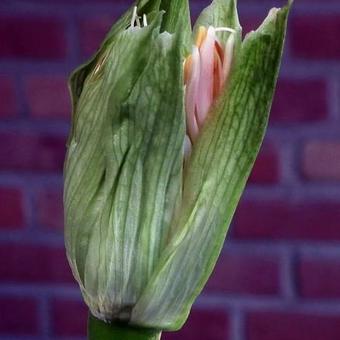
(213, 47, 224, 99)
(222, 33, 235, 84)
(185, 46, 200, 142)
(196, 26, 216, 128)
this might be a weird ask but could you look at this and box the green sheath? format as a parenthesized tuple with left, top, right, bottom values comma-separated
(88, 313, 162, 340)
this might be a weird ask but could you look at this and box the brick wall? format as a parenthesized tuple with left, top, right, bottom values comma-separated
(0, 0, 339, 339)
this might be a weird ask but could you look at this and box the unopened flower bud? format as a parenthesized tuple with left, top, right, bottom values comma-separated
(64, 0, 292, 338)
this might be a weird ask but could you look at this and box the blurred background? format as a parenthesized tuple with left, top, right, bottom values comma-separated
(0, 0, 340, 339)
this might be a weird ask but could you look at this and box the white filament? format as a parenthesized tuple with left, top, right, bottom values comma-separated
(214, 27, 236, 34)
(143, 14, 148, 27)
(131, 6, 138, 27)
(130, 7, 148, 29)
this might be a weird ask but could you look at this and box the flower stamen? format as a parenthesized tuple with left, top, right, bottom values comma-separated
(130, 7, 148, 29)
(214, 27, 236, 34)
(143, 14, 148, 27)
(131, 6, 138, 28)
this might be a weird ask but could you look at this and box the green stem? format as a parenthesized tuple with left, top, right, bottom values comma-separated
(88, 313, 162, 340)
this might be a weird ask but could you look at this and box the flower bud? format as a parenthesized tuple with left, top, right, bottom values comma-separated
(64, 0, 292, 334)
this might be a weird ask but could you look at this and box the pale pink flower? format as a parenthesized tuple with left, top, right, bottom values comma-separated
(184, 26, 235, 146)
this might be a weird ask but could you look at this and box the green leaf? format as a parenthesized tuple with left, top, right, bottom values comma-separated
(68, 6, 134, 120)
(64, 15, 185, 322)
(159, 0, 192, 53)
(131, 2, 291, 331)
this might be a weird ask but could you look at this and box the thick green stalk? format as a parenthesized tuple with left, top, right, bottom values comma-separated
(88, 313, 162, 340)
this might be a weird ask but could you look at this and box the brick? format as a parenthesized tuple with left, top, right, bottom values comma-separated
(51, 299, 87, 337)
(30, 0, 128, 2)
(0, 132, 66, 172)
(78, 15, 116, 57)
(249, 144, 279, 184)
(247, 311, 340, 340)
(0, 244, 74, 283)
(37, 187, 63, 230)
(164, 309, 229, 340)
(233, 200, 340, 241)
(206, 251, 280, 296)
(24, 75, 70, 119)
(297, 255, 340, 299)
(0, 187, 24, 229)
(0, 297, 38, 335)
(271, 79, 328, 123)
(291, 16, 340, 60)
(0, 16, 66, 60)
(297, 0, 340, 2)
(302, 141, 340, 181)
(0, 75, 17, 118)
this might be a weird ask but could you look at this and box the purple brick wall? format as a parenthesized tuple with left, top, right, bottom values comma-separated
(0, 0, 339, 339)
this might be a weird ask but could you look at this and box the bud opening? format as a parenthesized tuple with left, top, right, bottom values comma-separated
(184, 26, 235, 145)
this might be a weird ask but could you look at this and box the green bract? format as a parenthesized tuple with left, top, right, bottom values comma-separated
(64, 0, 291, 332)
